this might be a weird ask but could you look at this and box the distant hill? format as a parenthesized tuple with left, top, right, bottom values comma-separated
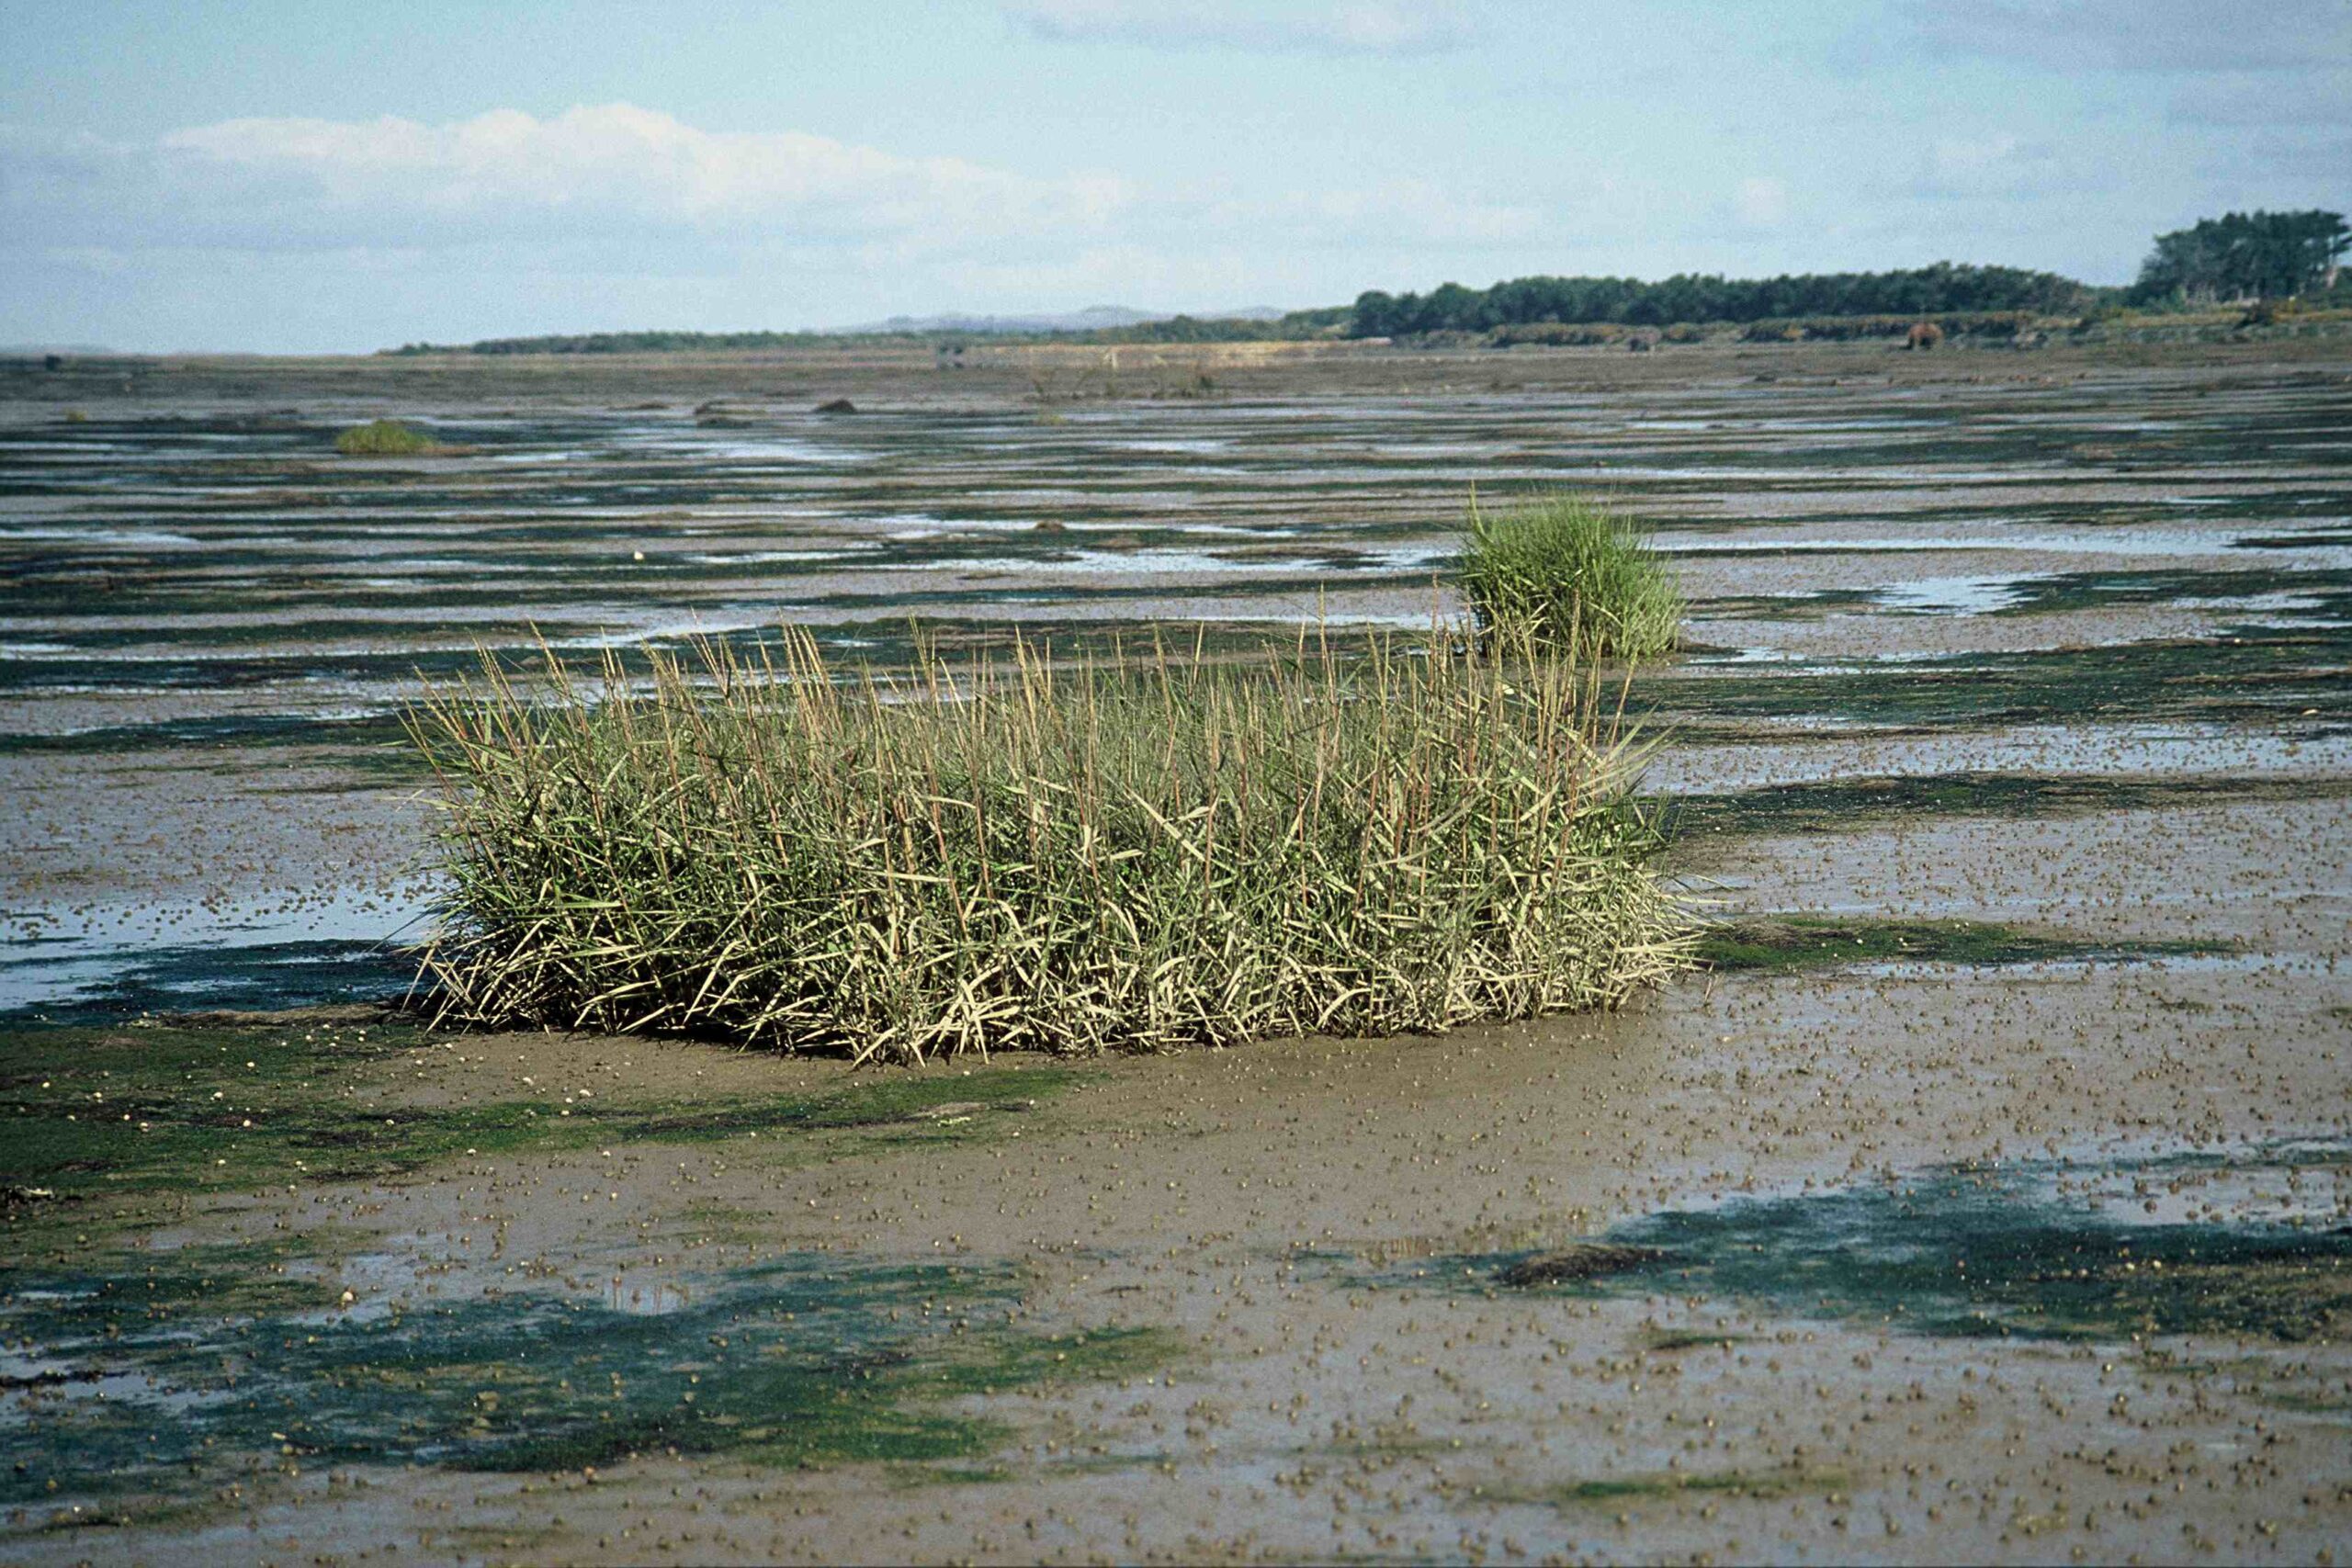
(845, 305, 1296, 333)
(841, 305, 1216, 334)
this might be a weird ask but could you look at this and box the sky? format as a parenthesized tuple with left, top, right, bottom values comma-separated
(2, 0, 2345, 353)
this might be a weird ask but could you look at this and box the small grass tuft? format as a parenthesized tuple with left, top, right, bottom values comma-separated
(1457, 492, 1682, 659)
(334, 418, 440, 456)
(412, 627, 1690, 1062)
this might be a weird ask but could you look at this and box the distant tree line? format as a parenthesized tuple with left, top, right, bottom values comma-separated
(385, 214, 2352, 356)
(2127, 209, 2348, 307)
(1346, 263, 2095, 338)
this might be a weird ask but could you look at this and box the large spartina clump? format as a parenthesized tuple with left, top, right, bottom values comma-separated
(1458, 493, 1682, 659)
(412, 629, 1689, 1063)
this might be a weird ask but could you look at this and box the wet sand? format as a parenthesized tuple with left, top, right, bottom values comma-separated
(3, 334, 2348, 1562)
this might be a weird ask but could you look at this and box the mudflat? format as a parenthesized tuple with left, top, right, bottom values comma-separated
(3, 334, 2347, 1562)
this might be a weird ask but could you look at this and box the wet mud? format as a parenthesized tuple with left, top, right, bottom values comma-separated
(4, 335, 2350, 1561)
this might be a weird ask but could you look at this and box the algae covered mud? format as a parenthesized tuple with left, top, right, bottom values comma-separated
(3, 336, 2350, 1562)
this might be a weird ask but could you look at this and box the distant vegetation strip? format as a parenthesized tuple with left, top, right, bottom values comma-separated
(388, 308, 1350, 355)
(1347, 262, 2098, 337)
(381, 209, 2345, 355)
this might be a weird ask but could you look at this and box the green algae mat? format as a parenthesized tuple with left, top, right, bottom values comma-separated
(1374, 1143, 2352, 1345)
(0, 1015, 1163, 1519)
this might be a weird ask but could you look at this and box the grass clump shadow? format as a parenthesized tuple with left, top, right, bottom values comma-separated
(410, 626, 1690, 1064)
(334, 418, 442, 457)
(1458, 492, 1682, 660)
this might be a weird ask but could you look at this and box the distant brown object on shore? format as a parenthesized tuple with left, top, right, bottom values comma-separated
(1907, 321, 1944, 351)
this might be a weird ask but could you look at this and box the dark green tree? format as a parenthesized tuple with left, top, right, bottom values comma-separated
(2129, 209, 2349, 306)
(1343, 263, 2092, 337)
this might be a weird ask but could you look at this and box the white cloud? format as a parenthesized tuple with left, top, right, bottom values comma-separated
(1929, 134, 2023, 175)
(3, 105, 1548, 261)
(947, 243, 1256, 306)
(1902, 133, 2093, 200)
(1227, 179, 1540, 247)
(1007, 1, 1468, 55)
(1733, 176, 1789, 230)
(151, 104, 1129, 243)
(0, 104, 1570, 348)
